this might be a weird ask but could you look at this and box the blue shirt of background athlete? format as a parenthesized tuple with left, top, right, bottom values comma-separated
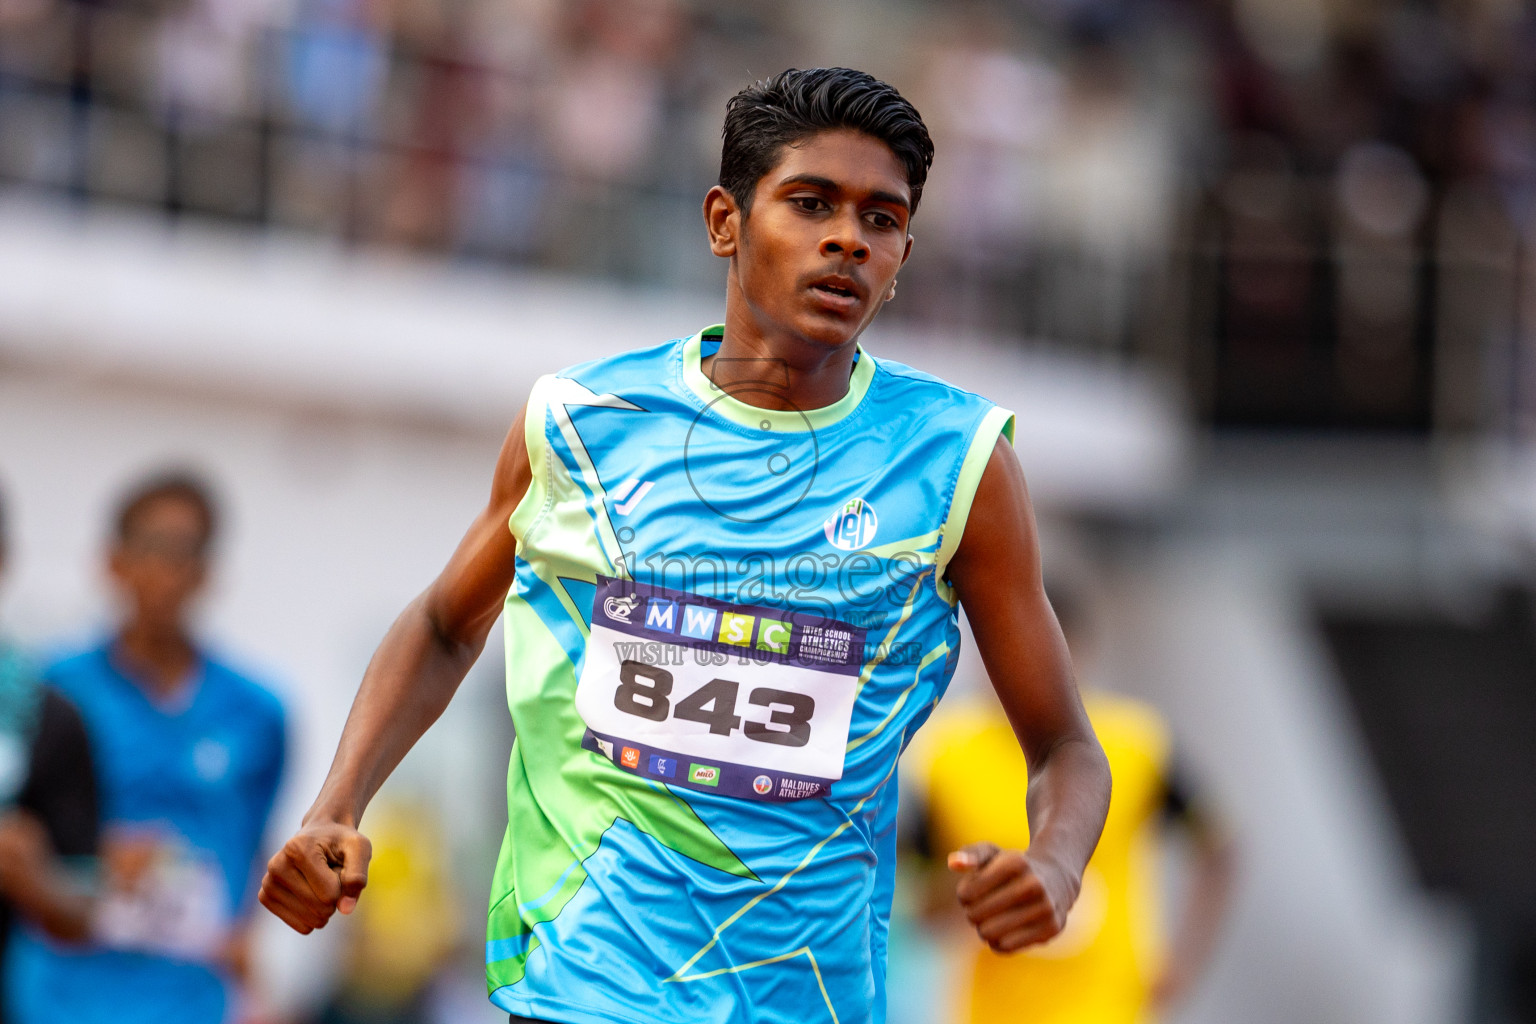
(5, 642, 285, 1024)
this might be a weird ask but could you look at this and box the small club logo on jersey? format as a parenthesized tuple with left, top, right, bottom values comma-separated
(823, 497, 879, 551)
(595, 738, 614, 760)
(620, 747, 640, 769)
(752, 775, 773, 795)
(603, 594, 640, 624)
(192, 738, 231, 782)
(611, 478, 655, 517)
(689, 763, 720, 787)
(648, 755, 677, 778)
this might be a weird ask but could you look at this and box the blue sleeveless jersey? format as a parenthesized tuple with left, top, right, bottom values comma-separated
(489, 325, 1014, 1024)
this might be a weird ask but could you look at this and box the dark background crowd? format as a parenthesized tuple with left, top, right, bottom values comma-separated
(1, 0, 1535, 433)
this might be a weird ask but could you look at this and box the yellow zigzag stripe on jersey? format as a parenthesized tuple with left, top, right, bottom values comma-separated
(845, 640, 951, 754)
(856, 528, 942, 563)
(663, 757, 899, 986)
(854, 570, 929, 697)
(486, 595, 757, 991)
(669, 947, 840, 1024)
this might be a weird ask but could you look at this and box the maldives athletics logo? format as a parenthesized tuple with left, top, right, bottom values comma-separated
(823, 497, 879, 551)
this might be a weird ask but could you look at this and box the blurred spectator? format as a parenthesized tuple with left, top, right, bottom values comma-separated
(536, 0, 688, 276)
(0, 485, 99, 1020)
(277, 0, 390, 231)
(908, 13, 1060, 335)
(7, 472, 286, 1024)
(151, 0, 278, 130)
(450, 0, 555, 259)
(905, 585, 1236, 1024)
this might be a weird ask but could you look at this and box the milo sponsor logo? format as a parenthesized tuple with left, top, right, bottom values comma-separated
(688, 763, 720, 787)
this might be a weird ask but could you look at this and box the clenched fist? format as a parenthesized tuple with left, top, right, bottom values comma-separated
(258, 819, 372, 934)
(948, 841, 1077, 953)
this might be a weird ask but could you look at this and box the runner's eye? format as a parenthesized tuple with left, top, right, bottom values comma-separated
(792, 196, 829, 213)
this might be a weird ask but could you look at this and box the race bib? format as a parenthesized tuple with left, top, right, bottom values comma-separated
(575, 576, 867, 801)
(93, 841, 231, 961)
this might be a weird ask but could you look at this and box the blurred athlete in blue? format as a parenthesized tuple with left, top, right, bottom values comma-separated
(0, 485, 99, 1022)
(262, 68, 1113, 1024)
(9, 473, 286, 1024)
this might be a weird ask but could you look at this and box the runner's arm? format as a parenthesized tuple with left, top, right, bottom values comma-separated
(0, 690, 100, 942)
(260, 407, 532, 934)
(942, 437, 1112, 953)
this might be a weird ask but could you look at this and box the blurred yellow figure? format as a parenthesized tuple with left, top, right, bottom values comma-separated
(912, 690, 1234, 1024)
(319, 799, 461, 1024)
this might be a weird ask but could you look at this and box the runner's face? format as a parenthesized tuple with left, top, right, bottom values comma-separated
(733, 129, 913, 349)
(109, 497, 209, 631)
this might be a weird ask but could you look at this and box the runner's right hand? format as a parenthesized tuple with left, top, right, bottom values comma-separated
(0, 811, 51, 897)
(258, 820, 371, 934)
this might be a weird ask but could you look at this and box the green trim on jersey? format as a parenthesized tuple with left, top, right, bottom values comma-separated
(680, 326, 876, 433)
(935, 405, 1017, 603)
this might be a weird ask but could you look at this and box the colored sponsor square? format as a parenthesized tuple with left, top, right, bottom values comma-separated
(717, 612, 755, 646)
(679, 605, 719, 641)
(647, 755, 676, 778)
(755, 618, 792, 655)
(620, 747, 640, 769)
(644, 599, 678, 633)
(688, 763, 720, 787)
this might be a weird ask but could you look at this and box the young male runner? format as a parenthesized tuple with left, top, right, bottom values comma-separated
(261, 67, 1113, 1024)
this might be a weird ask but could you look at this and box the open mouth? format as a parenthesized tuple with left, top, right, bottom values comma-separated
(812, 282, 857, 299)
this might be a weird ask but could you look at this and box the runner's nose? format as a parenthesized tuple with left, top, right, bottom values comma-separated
(820, 214, 869, 263)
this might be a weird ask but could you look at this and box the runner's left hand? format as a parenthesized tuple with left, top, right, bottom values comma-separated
(948, 841, 1076, 953)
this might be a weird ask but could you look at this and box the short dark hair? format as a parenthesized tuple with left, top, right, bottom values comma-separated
(114, 471, 219, 552)
(719, 67, 935, 216)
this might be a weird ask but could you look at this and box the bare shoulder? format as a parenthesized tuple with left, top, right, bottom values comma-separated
(948, 437, 1039, 594)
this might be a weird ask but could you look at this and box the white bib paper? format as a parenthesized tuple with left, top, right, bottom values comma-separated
(574, 576, 868, 801)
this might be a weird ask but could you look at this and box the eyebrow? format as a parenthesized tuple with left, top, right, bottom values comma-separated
(777, 174, 911, 213)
